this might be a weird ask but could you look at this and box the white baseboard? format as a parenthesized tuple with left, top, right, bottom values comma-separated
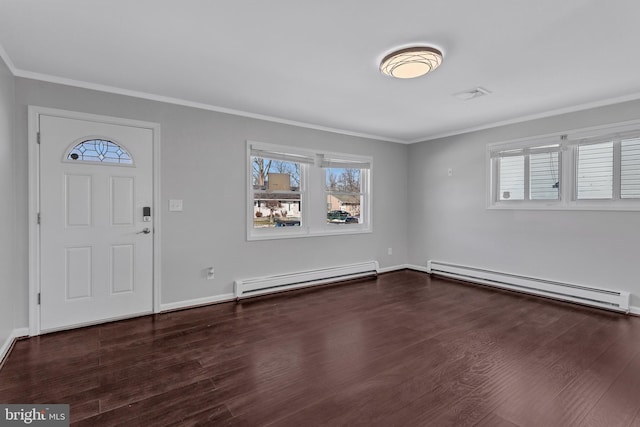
(406, 264, 430, 273)
(0, 328, 29, 366)
(630, 306, 640, 316)
(14, 327, 29, 337)
(377, 264, 411, 274)
(160, 293, 236, 312)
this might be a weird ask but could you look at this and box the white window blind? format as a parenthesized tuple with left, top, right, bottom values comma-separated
(250, 147, 315, 164)
(488, 122, 640, 210)
(320, 157, 371, 169)
(530, 151, 559, 200)
(621, 138, 640, 199)
(499, 156, 524, 200)
(495, 144, 560, 201)
(577, 141, 613, 200)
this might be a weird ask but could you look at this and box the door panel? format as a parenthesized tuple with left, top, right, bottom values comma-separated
(110, 177, 135, 225)
(65, 247, 92, 299)
(65, 174, 92, 227)
(110, 244, 135, 294)
(39, 115, 153, 332)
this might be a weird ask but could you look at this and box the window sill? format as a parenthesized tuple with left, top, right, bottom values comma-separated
(247, 226, 372, 241)
(487, 201, 640, 211)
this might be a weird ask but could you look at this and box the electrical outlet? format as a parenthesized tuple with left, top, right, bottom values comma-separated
(387, 247, 393, 255)
(207, 267, 215, 280)
(447, 168, 453, 177)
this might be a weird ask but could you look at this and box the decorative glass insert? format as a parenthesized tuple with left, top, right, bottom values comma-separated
(67, 139, 133, 165)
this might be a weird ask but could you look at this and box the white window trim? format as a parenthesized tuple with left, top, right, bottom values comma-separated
(320, 150, 372, 235)
(487, 119, 640, 211)
(247, 141, 372, 241)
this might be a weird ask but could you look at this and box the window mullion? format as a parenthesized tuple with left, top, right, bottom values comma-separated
(569, 145, 577, 202)
(493, 158, 500, 203)
(524, 154, 531, 201)
(492, 158, 502, 203)
(613, 140, 622, 200)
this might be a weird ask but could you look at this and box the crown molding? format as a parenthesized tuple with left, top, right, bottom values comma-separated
(0, 42, 17, 75)
(409, 91, 640, 144)
(3, 41, 640, 146)
(11, 71, 407, 144)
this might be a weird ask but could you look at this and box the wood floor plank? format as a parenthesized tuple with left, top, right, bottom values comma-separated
(630, 408, 640, 427)
(475, 412, 521, 427)
(369, 299, 584, 426)
(73, 379, 225, 426)
(537, 318, 640, 426)
(488, 315, 631, 426)
(580, 352, 640, 427)
(0, 270, 638, 427)
(246, 289, 556, 425)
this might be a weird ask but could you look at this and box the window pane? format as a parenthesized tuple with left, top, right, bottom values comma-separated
(621, 138, 640, 199)
(252, 156, 301, 228)
(67, 139, 133, 164)
(326, 194, 361, 225)
(252, 157, 301, 190)
(530, 152, 559, 200)
(325, 167, 362, 225)
(577, 142, 613, 200)
(499, 156, 524, 200)
(253, 194, 301, 228)
(325, 167, 361, 192)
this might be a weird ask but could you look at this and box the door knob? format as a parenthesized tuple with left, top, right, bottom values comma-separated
(137, 228, 151, 234)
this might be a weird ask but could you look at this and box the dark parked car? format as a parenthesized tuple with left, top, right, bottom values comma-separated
(275, 218, 301, 227)
(327, 210, 359, 224)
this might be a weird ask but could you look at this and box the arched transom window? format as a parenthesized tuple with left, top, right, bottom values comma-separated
(67, 139, 133, 165)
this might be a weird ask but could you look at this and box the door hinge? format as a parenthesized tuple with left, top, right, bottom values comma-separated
(37, 132, 41, 144)
(37, 212, 41, 225)
(37, 293, 41, 305)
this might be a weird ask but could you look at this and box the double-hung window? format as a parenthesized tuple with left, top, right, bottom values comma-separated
(248, 141, 372, 240)
(321, 156, 370, 227)
(488, 121, 640, 210)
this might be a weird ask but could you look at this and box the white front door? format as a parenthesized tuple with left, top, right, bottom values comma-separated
(39, 114, 154, 332)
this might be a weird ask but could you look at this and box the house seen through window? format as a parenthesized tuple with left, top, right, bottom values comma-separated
(247, 142, 372, 240)
(324, 167, 363, 225)
(252, 157, 302, 228)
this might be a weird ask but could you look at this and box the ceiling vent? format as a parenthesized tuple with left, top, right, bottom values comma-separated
(453, 87, 491, 101)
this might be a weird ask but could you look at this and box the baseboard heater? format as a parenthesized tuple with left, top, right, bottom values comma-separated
(234, 261, 379, 299)
(427, 260, 630, 313)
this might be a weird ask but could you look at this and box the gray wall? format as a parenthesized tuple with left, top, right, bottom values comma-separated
(13, 78, 409, 326)
(408, 100, 640, 308)
(0, 57, 16, 343)
(9, 69, 640, 331)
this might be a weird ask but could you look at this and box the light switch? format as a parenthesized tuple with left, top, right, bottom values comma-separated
(169, 199, 183, 212)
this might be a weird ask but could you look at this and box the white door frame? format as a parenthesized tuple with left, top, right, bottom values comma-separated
(28, 106, 162, 336)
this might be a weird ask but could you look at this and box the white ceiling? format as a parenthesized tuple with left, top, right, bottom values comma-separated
(1, 0, 640, 143)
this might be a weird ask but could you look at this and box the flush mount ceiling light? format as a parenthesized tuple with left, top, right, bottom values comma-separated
(380, 46, 443, 79)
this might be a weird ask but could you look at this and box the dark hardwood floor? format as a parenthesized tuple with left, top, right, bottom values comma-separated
(2, 270, 640, 426)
